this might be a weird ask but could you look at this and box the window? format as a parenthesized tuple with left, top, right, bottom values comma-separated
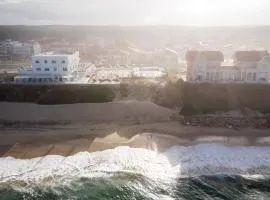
(45, 68, 50, 71)
(196, 75, 202, 81)
(242, 72, 246, 80)
(52, 60, 56, 64)
(220, 72, 224, 80)
(63, 67, 68, 71)
(54, 67, 57, 71)
(229, 72, 233, 80)
(35, 60, 39, 64)
(210, 72, 214, 80)
(253, 73, 256, 81)
(216, 72, 219, 80)
(206, 72, 209, 80)
(247, 73, 252, 80)
(44, 60, 48, 64)
(62, 60, 66, 64)
(237, 71, 241, 80)
(36, 68, 41, 71)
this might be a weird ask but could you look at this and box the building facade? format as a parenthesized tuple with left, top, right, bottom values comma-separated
(0, 39, 16, 60)
(186, 50, 270, 83)
(30, 51, 80, 75)
(232, 51, 270, 82)
(14, 51, 94, 84)
(0, 39, 41, 60)
(186, 51, 224, 82)
(105, 49, 131, 66)
(12, 43, 41, 58)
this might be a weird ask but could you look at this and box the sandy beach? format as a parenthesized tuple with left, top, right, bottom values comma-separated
(1, 101, 270, 159)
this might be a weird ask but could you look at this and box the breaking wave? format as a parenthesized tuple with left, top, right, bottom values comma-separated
(1, 144, 270, 199)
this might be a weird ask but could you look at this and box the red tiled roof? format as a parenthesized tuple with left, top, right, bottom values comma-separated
(185, 50, 199, 62)
(186, 50, 224, 62)
(201, 51, 224, 62)
(234, 51, 269, 62)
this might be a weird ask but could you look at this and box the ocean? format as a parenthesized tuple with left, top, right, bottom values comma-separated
(1, 144, 270, 200)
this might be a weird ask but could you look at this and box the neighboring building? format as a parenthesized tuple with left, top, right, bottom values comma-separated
(12, 43, 41, 58)
(232, 51, 270, 82)
(95, 67, 133, 81)
(0, 39, 41, 60)
(93, 66, 166, 82)
(0, 39, 16, 60)
(186, 50, 224, 81)
(105, 49, 131, 66)
(126, 47, 179, 67)
(14, 51, 94, 84)
(132, 66, 167, 78)
(186, 50, 270, 83)
(233, 51, 269, 67)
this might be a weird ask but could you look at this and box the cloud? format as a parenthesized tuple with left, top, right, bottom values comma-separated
(0, 0, 21, 4)
(0, 0, 152, 25)
(0, 0, 270, 25)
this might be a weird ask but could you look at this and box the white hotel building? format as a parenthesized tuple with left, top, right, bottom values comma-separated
(186, 50, 270, 83)
(15, 51, 94, 84)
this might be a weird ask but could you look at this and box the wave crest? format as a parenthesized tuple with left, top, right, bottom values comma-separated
(1, 144, 270, 184)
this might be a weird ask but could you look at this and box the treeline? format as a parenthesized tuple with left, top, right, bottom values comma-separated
(153, 81, 270, 115)
(0, 25, 171, 42)
(0, 26, 93, 42)
(0, 84, 115, 104)
(2, 82, 270, 115)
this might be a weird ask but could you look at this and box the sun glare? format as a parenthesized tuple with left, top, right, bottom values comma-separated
(184, 1, 217, 14)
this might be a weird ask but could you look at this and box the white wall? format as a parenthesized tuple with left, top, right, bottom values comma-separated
(31, 52, 80, 76)
(257, 60, 270, 81)
(234, 61, 257, 68)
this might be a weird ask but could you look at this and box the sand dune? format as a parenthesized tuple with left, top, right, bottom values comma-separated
(0, 101, 174, 123)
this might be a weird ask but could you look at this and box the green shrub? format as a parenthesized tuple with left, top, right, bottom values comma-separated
(0, 84, 115, 104)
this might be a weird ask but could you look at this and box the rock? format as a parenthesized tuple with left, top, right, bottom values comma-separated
(182, 114, 270, 129)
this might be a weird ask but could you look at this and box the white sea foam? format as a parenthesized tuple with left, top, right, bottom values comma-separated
(1, 144, 270, 183)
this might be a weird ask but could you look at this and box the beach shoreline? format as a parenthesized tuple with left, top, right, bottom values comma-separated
(1, 121, 270, 159)
(1, 101, 270, 159)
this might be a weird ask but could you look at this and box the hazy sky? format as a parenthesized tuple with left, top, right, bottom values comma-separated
(1, 0, 270, 26)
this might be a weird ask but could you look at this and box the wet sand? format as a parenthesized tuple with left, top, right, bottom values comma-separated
(1, 122, 270, 159)
(1, 102, 270, 159)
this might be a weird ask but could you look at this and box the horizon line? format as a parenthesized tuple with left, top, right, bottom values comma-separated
(1, 24, 270, 28)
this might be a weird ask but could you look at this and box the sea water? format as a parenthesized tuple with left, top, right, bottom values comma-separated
(1, 144, 270, 199)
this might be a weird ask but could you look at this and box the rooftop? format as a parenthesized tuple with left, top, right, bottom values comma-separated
(186, 50, 224, 62)
(233, 50, 269, 62)
(34, 51, 78, 57)
(185, 50, 199, 62)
